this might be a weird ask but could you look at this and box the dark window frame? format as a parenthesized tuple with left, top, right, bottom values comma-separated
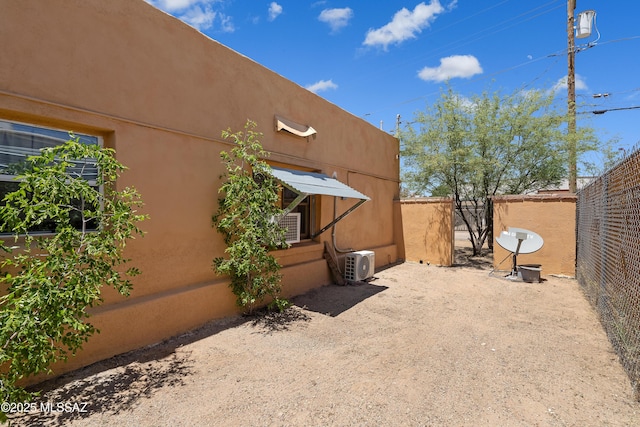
(0, 119, 102, 235)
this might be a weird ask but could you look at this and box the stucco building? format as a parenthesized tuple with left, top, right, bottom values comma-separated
(0, 0, 402, 376)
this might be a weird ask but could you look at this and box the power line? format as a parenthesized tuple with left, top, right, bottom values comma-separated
(590, 106, 640, 115)
(416, 0, 565, 62)
(367, 34, 640, 117)
(357, 1, 566, 110)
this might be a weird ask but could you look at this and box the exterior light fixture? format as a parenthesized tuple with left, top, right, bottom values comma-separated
(275, 115, 317, 139)
(576, 10, 596, 39)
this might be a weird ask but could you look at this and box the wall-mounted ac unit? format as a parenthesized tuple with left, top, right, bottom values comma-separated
(345, 250, 375, 282)
(277, 212, 301, 244)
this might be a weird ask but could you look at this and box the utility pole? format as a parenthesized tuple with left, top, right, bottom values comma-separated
(567, 0, 577, 193)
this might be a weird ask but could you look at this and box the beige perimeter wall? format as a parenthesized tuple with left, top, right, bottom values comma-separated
(0, 0, 401, 380)
(493, 195, 577, 277)
(400, 198, 454, 267)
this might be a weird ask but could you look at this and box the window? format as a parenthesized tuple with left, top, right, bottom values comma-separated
(255, 167, 317, 243)
(280, 187, 316, 241)
(268, 166, 369, 241)
(0, 119, 101, 233)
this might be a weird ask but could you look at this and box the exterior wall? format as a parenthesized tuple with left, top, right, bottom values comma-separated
(492, 194, 577, 277)
(0, 0, 401, 377)
(400, 198, 454, 267)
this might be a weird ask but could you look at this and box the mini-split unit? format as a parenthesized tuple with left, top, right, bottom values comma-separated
(344, 250, 375, 282)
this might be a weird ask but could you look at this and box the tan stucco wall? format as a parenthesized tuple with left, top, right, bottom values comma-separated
(400, 198, 454, 266)
(492, 195, 577, 277)
(0, 0, 401, 379)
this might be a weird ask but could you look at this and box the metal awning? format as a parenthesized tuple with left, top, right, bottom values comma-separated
(270, 167, 369, 200)
(269, 166, 370, 238)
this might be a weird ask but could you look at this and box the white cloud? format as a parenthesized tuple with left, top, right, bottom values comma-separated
(552, 74, 588, 93)
(306, 79, 338, 94)
(318, 8, 353, 33)
(218, 14, 234, 32)
(153, 0, 201, 12)
(181, 5, 217, 30)
(146, 0, 232, 32)
(268, 2, 283, 21)
(363, 1, 445, 50)
(417, 55, 483, 82)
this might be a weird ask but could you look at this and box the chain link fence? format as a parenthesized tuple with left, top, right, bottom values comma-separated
(577, 147, 640, 399)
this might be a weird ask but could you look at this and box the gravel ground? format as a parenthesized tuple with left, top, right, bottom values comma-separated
(8, 252, 640, 426)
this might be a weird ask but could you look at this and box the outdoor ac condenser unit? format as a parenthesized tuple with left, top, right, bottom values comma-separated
(344, 250, 375, 282)
(277, 212, 301, 244)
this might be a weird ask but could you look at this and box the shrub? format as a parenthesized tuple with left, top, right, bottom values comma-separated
(0, 136, 146, 421)
(212, 120, 288, 314)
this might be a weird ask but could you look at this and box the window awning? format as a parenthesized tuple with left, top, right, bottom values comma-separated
(270, 167, 369, 201)
(269, 166, 370, 238)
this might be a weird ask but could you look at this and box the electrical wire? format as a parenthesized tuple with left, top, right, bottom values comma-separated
(367, 33, 640, 119)
(589, 106, 640, 115)
(488, 251, 515, 278)
(355, 1, 566, 103)
(414, 1, 565, 64)
(357, 2, 640, 127)
(576, 87, 640, 115)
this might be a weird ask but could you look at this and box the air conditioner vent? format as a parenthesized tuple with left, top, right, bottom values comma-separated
(344, 250, 375, 282)
(278, 212, 301, 244)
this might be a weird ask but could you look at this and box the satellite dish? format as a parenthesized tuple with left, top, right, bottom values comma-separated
(496, 228, 544, 254)
(496, 227, 544, 279)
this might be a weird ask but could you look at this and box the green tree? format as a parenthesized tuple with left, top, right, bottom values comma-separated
(0, 137, 146, 420)
(212, 120, 288, 314)
(430, 183, 452, 197)
(401, 86, 595, 255)
(581, 135, 626, 176)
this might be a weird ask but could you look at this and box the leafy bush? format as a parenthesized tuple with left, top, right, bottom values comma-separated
(212, 120, 289, 314)
(0, 136, 147, 421)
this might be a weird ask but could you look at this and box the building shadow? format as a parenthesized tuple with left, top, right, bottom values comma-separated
(8, 316, 248, 426)
(292, 281, 388, 317)
(8, 281, 388, 425)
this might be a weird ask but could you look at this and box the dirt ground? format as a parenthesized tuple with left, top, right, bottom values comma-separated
(8, 245, 640, 426)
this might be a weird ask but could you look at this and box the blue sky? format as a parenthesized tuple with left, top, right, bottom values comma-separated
(146, 0, 640, 170)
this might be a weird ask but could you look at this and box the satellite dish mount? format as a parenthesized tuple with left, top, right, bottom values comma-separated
(509, 231, 529, 277)
(496, 228, 544, 280)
